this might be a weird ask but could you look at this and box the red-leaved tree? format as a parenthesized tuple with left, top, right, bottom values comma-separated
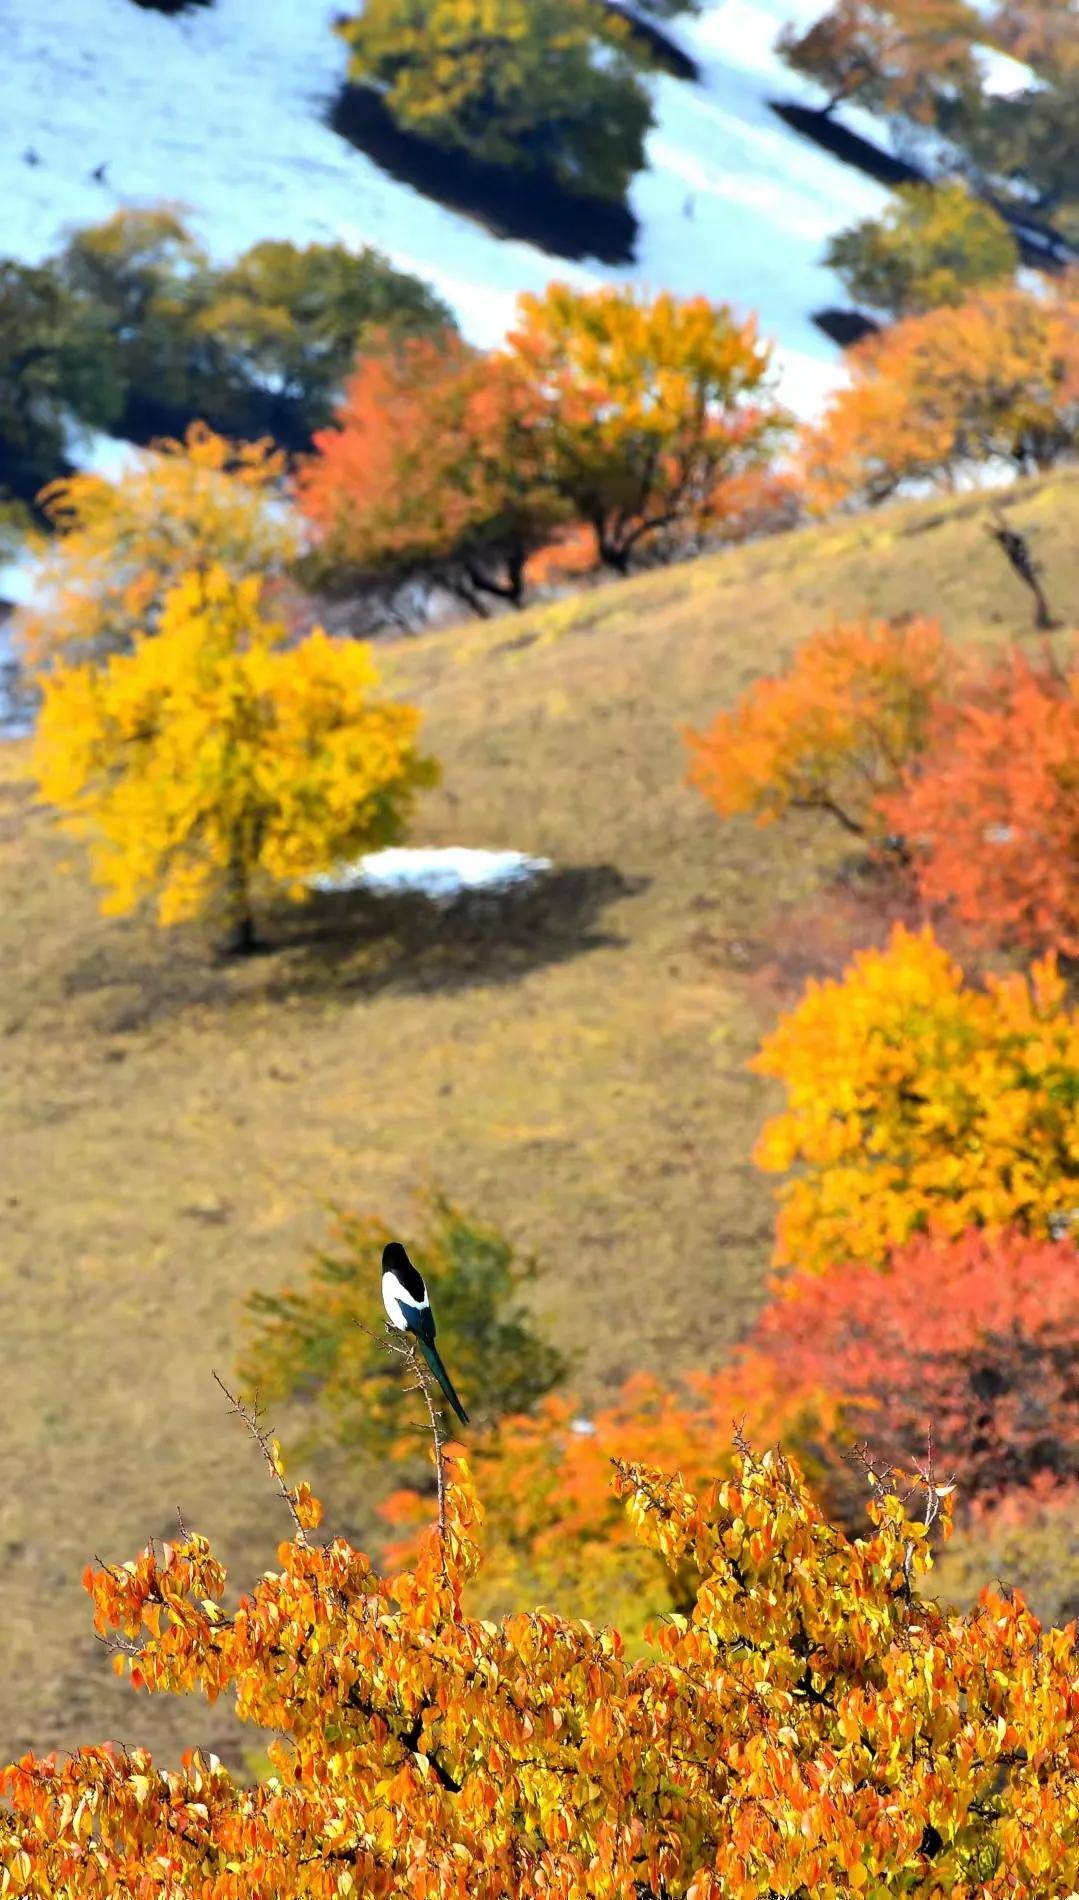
(881, 644, 1079, 956)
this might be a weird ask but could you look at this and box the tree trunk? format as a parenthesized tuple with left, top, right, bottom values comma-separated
(226, 856, 260, 956)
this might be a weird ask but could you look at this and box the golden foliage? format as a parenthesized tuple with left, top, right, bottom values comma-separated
(34, 566, 436, 940)
(752, 923, 1079, 1273)
(18, 422, 297, 666)
(508, 281, 788, 570)
(801, 278, 1079, 509)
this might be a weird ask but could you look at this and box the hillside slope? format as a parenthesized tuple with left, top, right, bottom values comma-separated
(2, 473, 1078, 1775)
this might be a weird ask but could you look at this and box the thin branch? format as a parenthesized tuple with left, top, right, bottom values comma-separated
(212, 1370, 309, 1548)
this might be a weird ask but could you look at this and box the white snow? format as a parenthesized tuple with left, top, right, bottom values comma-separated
(307, 847, 553, 903)
(0, 0, 905, 422)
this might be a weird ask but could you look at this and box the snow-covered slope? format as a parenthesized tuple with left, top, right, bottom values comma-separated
(2, 0, 899, 420)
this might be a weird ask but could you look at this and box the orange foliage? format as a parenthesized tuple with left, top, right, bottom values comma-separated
(882, 644, 1079, 955)
(8, 1428, 1079, 1896)
(685, 615, 951, 837)
(800, 278, 1079, 509)
(297, 327, 565, 612)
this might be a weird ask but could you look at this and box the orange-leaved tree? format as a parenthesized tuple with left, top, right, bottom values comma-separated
(507, 282, 789, 573)
(34, 565, 437, 951)
(7, 1384, 1079, 1897)
(297, 327, 568, 614)
(882, 644, 1079, 956)
(18, 421, 298, 667)
(685, 614, 952, 838)
(776, 0, 983, 120)
(752, 923, 1079, 1272)
(800, 278, 1079, 509)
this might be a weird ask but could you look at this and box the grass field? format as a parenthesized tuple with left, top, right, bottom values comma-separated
(2, 470, 1078, 1778)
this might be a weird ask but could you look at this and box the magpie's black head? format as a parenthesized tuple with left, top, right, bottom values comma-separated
(382, 1240, 410, 1274)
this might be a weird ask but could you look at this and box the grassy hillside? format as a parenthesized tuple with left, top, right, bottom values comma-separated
(2, 470, 1078, 1778)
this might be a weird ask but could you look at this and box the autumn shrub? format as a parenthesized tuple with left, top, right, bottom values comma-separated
(238, 1195, 567, 1470)
(336, 0, 653, 203)
(800, 278, 1079, 509)
(824, 181, 1018, 319)
(508, 282, 789, 572)
(928, 1478, 1079, 1628)
(752, 923, 1079, 1272)
(8, 1427, 1079, 1895)
(18, 422, 297, 667)
(882, 646, 1079, 957)
(297, 328, 567, 613)
(33, 565, 437, 949)
(685, 614, 952, 838)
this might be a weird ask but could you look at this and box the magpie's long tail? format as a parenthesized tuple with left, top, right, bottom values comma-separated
(415, 1335, 469, 1427)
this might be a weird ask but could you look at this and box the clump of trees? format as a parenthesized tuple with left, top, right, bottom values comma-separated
(33, 565, 436, 950)
(298, 283, 789, 607)
(688, 610, 1079, 962)
(0, 209, 452, 505)
(335, 0, 654, 204)
(824, 181, 1019, 318)
(779, 0, 1079, 245)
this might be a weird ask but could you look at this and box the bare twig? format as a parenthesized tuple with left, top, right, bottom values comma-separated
(212, 1370, 309, 1547)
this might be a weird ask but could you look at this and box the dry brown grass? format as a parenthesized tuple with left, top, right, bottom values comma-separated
(1, 470, 1078, 1776)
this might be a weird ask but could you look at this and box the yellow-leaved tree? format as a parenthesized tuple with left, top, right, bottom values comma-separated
(34, 565, 437, 951)
(752, 923, 1079, 1274)
(18, 421, 299, 667)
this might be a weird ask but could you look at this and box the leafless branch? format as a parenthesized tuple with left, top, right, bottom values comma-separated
(212, 1370, 309, 1547)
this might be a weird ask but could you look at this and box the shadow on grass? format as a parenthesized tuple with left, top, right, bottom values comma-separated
(61, 863, 646, 1033)
(328, 86, 638, 266)
(267, 861, 646, 996)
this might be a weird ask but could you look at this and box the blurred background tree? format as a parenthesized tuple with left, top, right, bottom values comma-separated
(238, 1195, 568, 1469)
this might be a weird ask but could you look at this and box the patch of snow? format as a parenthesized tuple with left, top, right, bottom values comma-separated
(0, 0, 902, 420)
(308, 847, 553, 903)
(974, 44, 1041, 99)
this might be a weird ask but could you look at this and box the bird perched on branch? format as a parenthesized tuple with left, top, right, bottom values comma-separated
(381, 1240, 469, 1426)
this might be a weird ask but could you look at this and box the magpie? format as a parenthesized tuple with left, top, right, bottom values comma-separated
(381, 1240, 469, 1427)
